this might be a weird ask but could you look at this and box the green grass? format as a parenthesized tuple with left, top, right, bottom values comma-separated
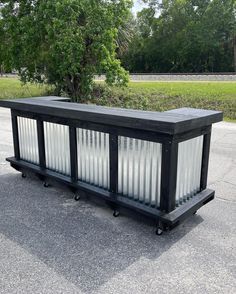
(0, 77, 235, 121)
(90, 81, 236, 121)
(0, 77, 52, 99)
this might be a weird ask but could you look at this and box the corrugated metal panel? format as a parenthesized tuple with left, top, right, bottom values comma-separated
(176, 135, 204, 206)
(44, 122, 71, 175)
(17, 117, 39, 164)
(77, 128, 110, 189)
(118, 137, 162, 208)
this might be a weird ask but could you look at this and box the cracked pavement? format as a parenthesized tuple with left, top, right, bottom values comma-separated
(0, 107, 235, 294)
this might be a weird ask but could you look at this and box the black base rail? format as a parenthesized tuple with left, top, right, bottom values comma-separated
(0, 96, 223, 235)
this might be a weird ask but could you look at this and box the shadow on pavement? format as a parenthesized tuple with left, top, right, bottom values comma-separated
(0, 172, 203, 293)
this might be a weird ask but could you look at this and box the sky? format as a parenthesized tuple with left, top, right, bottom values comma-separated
(132, 0, 148, 15)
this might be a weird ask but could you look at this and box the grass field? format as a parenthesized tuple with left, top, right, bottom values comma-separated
(0, 77, 235, 121)
(90, 81, 236, 121)
(0, 78, 52, 99)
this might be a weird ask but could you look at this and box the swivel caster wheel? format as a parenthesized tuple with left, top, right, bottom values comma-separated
(44, 182, 49, 188)
(74, 194, 81, 201)
(156, 227, 163, 236)
(21, 173, 26, 178)
(156, 221, 165, 236)
(113, 210, 120, 217)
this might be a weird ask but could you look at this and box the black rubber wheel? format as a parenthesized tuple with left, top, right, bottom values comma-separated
(44, 182, 49, 188)
(113, 210, 120, 217)
(193, 211, 197, 215)
(74, 195, 80, 201)
(21, 173, 26, 178)
(156, 227, 163, 236)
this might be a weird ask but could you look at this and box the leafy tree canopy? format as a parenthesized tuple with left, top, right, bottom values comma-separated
(123, 0, 236, 73)
(0, 0, 132, 101)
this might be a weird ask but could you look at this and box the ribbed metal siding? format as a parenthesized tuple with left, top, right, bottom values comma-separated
(118, 137, 162, 208)
(17, 117, 39, 164)
(44, 122, 71, 175)
(176, 135, 203, 206)
(77, 128, 110, 189)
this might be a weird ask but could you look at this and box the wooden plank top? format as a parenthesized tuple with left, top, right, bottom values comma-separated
(0, 96, 223, 134)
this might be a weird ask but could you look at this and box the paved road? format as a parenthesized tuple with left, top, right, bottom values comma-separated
(0, 107, 235, 294)
(95, 74, 236, 81)
(3, 73, 236, 81)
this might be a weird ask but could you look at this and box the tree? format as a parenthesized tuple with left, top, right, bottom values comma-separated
(1, 0, 132, 101)
(116, 11, 135, 57)
(0, 3, 10, 75)
(122, 0, 236, 73)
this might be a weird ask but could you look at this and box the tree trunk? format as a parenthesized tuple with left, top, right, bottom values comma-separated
(234, 35, 236, 72)
(65, 73, 92, 102)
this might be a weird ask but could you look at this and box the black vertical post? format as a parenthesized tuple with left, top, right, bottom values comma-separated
(200, 127, 212, 191)
(37, 120, 46, 169)
(11, 110, 20, 160)
(109, 134, 118, 194)
(69, 126, 78, 182)
(160, 138, 178, 213)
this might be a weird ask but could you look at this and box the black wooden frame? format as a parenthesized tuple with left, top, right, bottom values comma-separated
(1, 97, 222, 227)
(7, 109, 213, 226)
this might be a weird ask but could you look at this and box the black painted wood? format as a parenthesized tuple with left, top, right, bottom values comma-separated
(200, 128, 212, 190)
(1, 97, 223, 229)
(160, 139, 179, 213)
(6, 156, 215, 226)
(173, 125, 211, 143)
(69, 126, 78, 182)
(12, 109, 171, 144)
(0, 97, 223, 135)
(109, 134, 118, 194)
(37, 120, 46, 169)
(11, 110, 20, 160)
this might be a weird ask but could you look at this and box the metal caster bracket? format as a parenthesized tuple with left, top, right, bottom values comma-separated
(74, 194, 81, 201)
(44, 182, 49, 188)
(113, 210, 120, 217)
(156, 221, 166, 236)
(156, 227, 163, 236)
